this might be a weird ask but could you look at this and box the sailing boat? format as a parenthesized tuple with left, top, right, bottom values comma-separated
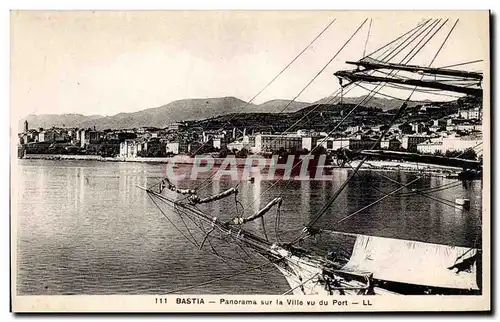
(139, 17, 483, 296)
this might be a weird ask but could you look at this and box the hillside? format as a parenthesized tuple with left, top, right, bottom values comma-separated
(18, 95, 436, 131)
(313, 95, 427, 111)
(18, 97, 310, 130)
(253, 99, 310, 113)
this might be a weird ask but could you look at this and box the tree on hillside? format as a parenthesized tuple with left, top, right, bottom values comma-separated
(444, 148, 477, 160)
(460, 148, 478, 160)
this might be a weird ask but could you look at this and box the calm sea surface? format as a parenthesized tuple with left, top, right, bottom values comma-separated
(15, 159, 482, 295)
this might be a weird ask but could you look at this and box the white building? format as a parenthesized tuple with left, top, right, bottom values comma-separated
(254, 134, 302, 153)
(317, 138, 350, 151)
(227, 135, 254, 152)
(38, 131, 56, 143)
(441, 134, 482, 155)
(120, 139, 138, 157)
(459, 107, 481, 120)
(301, 137, 318, 152)
(166, 142, 180, 155)
(213, 138, 222, 149)
(411, 122, 427, 134)
(417, 138, 443, 154)
(416, 134, 483, 156)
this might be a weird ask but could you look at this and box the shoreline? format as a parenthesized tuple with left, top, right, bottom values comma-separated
(20, 154, 465, 177)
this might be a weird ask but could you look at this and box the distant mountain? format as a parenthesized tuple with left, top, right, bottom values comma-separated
(18, 95, 439, 131)
(86, 96, 269, 129)
(19, 114, 103, 130)
(254, 99, 310, 113)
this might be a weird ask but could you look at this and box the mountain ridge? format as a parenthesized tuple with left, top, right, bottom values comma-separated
(19, 95, 436, 130)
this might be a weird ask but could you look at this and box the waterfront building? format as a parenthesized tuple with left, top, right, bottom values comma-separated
(417, 138, 443, 154)
(411, 122, 427, 134)
(317, 137, 380, 152)
(80, 130, 101, 148)
(166, 142, 180, 155)
(119, 138, 166, 157)
(166, 140, 189, 155)
(227, 135, 253, 152)
(459, 107, 481, 120)
(441, 134, 483, 156)
(38, 130, 56, 143)
(401, 135, 430, 152)
(317, 138, 350, 151)
(380, 138, 402, 150)
(301, 137, 320, 152)
(416, 133, 482, 156)
(120, 139, 137, 157)
(253, 134, 302, 153)
(213, 137, 222, 149)
(398, 123, 413, 135)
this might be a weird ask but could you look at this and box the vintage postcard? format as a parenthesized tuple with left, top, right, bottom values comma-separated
(10, 10, 490, 312)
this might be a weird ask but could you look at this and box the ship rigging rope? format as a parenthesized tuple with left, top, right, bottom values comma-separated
(401, 19, 448, 65)
(187, 18, 337, 158)
(152, 194, 270, 269)
(236, 25, 439, 211)
(336, 176, 422, 225)
(163, 262, 277, 294)
(238, 35, 436, 217)
(456, 141, 483, 157)
(249, 29, 441, 221)
(363, 19, 431, 60)
(359, 167, 472, 210)
(375, 83, 463, 99)
(282, 273, 320, 295)
(380, 82, 467, 96)
(362, 19, 373, 59)
(397, 180, 463, 197)
(148, 193, 201, 248)
(438, 59, 483, 69)
(381, 19, 438, 62)
(188, 213, 259, 266)
(149, 192, 262, 269)
(193, 19, 434, 195)
(146, 17, 337, 191)
(272, 19, 368, 116)
(367, 68, 479, 84)
(192, 19, 368, 192)
(295, 18, 461, 243)
(149, 192, 254, 267)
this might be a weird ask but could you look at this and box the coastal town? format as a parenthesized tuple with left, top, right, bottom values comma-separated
(12, 11, 489, 312)
(17, 95, 483, 164)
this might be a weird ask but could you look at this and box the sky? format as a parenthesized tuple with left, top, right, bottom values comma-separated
(10, 11, 489, 119)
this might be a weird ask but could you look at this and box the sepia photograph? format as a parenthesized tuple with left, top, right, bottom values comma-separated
(10, 10, 490, 312)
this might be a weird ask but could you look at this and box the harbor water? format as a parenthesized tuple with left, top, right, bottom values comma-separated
(15, 159, 482, 295)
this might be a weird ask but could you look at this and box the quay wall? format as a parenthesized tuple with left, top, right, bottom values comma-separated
(21, 154, 264, 165)
(21, 154, 463, 176)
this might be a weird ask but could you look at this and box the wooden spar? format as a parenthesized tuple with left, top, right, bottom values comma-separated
(242, 197, 282, 224)
(162, 177, 197, 195)
(136, 185, 275, 252)
(189, 187, 238, 205)
(345, 60, 483, 80)
(334, 71, 482, 97)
